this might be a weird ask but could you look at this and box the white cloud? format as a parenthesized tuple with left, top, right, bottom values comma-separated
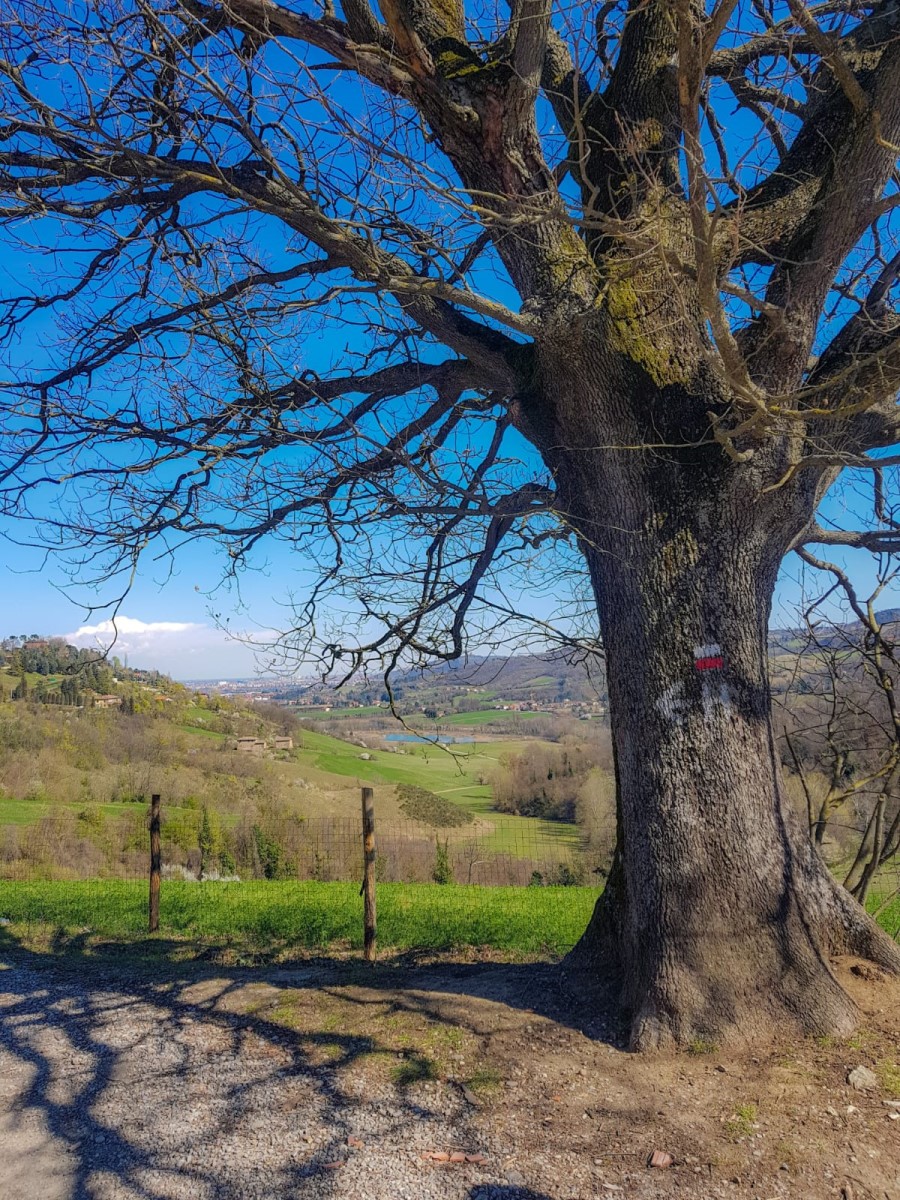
(62, 615, 267, 680)
(68, 617, 201, 640)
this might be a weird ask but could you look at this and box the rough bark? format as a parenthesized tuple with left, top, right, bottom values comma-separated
(535, 361, 900, 1050)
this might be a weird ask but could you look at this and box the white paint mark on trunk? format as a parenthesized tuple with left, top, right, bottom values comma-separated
(657, 681, 687, 724)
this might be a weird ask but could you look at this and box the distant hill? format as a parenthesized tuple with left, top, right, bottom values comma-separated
(769, 610, 900, 653)
(0, 634, 179, 706)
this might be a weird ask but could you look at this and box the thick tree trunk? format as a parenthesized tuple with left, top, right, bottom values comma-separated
(556, 442, 900, 1050)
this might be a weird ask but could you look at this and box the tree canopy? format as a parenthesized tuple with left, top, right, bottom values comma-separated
(0, 0, 896, 671)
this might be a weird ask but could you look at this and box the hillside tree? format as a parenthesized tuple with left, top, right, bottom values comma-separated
(1, 0, 900, 1047)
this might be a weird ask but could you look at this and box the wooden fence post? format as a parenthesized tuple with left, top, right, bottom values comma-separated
(360, 787, 376, 961)
(149, 793, 161, 934)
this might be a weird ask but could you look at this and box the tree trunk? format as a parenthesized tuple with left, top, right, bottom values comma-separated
(555, 436, 900, 1050)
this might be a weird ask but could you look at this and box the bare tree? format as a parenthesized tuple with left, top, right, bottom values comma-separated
(0, 0, 899, 1048)
(776, 556, 900, 908)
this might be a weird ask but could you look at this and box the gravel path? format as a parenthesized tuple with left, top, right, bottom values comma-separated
(2, 954, 898, 1200)
(0, 960, 559, 1200)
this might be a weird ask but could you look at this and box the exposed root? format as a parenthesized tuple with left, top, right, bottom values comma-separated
(564, 846, 899, 1052)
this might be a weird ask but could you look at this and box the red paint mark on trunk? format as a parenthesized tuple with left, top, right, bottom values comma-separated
(694, 656, 724, 671)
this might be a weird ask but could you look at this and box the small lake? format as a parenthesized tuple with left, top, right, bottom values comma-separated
(384, 733, 475, 745)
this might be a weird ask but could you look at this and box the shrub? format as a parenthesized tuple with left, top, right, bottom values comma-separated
(397, 783, 473, 828)
(432, 837, 453, 884)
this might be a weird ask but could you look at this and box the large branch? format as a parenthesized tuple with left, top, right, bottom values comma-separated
(0, 132, 531, 384)
(725, 2, 900, 277)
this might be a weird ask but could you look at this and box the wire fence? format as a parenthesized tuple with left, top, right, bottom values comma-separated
(0, 809, 596, 887)
(0, 798, 605, 954)
(0, 797, 896, 953)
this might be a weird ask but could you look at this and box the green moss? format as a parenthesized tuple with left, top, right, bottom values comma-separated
(605, 276, 688, 387)
(877, 1059, 900, 1096)
(428, 0, 465, 39)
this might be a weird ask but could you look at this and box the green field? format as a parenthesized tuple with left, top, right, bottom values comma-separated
(1, 879, 895, 957)
(0, 879, 601, 955)
(443, 709, 541, 725)
(0, 797, 160, 825)
(299, 705, 388, 719)
(295, 728, 580, 852)
(0, 717, 582, 858)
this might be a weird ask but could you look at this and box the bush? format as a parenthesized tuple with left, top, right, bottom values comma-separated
(432, 837, 453, 884)
(397, 783, 473, 828)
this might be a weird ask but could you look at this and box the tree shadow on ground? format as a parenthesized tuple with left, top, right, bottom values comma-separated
(467, 1189, 554, 1200)
(0, 929, 618, 1200)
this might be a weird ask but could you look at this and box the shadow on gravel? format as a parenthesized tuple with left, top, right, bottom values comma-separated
(468, 1190, 554, 1200)
(467, 1190, 554, 1200)
(0, 929, 611, 1200)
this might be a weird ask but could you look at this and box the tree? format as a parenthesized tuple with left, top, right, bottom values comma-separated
(198, 805, 218, 878)
(0, 0, 899, 1048)
(776, 557, 900, 908)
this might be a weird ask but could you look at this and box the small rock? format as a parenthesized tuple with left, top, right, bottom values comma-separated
(506, 1169, 527, 1186)
(847, 1066, 879, 1091)
(648, 1149, 674, 1169)
(850, 963, 885, 982)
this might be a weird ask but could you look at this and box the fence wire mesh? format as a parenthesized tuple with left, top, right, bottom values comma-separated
(0, 808, 606, 955)
(0, 805, 896, 953)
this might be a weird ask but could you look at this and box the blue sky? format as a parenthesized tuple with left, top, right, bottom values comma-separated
(0, 9, 896, 681)
(0, 483, 894, 681)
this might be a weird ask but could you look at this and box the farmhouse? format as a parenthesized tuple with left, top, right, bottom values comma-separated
(236, 737, 267, 756)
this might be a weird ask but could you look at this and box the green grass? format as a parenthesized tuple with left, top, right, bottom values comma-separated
(294, 729, 581, 853)
(871, 888, 900, 940)
(0, 879, 600, 954)
(0, 796, 204, 825)
(301, 705, 387, 719)
(0, 797, 168, 825)
(443, 709, 541, 725)
(0, 669, 60, 695)
(176, 722, 225, 740)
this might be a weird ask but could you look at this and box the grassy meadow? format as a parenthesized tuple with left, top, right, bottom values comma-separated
(0, 878, 896, 958)
(0, 700, 593, 891)
(0, 878, 601, 955)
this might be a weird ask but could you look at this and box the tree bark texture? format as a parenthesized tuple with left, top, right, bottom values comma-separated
(537, 364, 900, 1050)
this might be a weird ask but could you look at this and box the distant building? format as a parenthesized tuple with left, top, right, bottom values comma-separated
(93, 694, 120, 709)
(273, 736, 293, 751)
(235, 737, 267, 756)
